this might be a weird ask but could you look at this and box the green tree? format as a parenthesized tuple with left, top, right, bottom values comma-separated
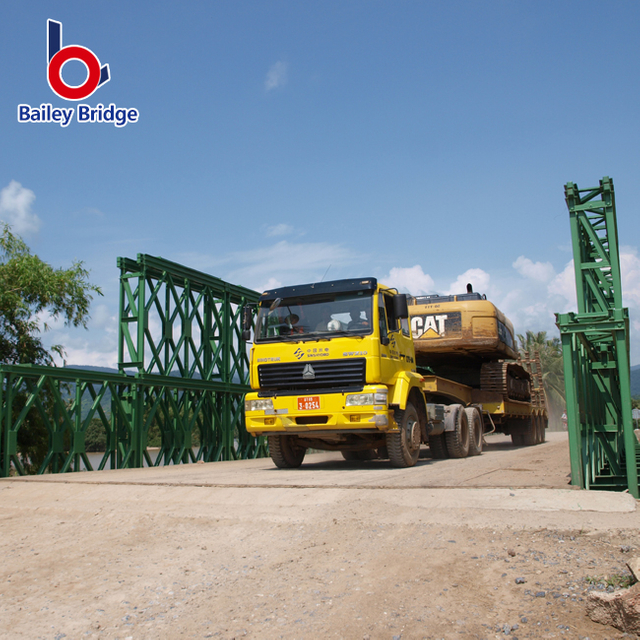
(0, 224, 102, 473)
(0, 224, 102, 364)
(517, 330, 566, 423)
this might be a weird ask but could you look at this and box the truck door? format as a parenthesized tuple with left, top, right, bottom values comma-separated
(378, 292, 411, 381)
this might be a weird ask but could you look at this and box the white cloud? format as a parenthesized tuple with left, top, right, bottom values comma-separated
(90, 304, 115, 329)
(226, 240, 360, 290)
(513, 256, 555, 282)
(44, 303, 119, 368)
(169, 251, 231, 273)
(621, 246, 640, 308)
(83, 207, 105, 218)
(260, 277, 282, 291)
(381, 265, 435, 295)
(266, 223, 293, 237)
(547, 261, 576, 311)
(51, 343, 119, 369)
(446, 268, 491, 295)
(0, 180, 40, 236)
(56, 243, 640, 369)
(265, 61, 288, 91)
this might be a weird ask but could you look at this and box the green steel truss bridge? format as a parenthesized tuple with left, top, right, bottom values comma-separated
(1, 254, 266, 476)
(556, 177, 639, 498)
(2, 181, 638, 490)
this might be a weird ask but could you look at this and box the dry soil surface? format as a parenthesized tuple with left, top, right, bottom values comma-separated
(1, 432, 639, 640)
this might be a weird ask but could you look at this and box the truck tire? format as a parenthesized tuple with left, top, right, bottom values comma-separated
(533, 415, 541, 444)
(268, 435, 306, 468)
(445, 404, 470, 458)
(428, 433, 448, 459)
(387, 402, 421, 468)
(539, 416, 547, 443)
(465, 407, 483, 456)
(511, 417, 535, 446)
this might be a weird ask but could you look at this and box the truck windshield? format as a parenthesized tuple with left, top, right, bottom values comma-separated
(255, 292, 374, 342)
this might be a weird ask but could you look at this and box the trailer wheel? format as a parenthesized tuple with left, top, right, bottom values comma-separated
(445, 404, 470, 458)
(534, 415, 547, 444)
(533, 415, 541, 444)
(523, 417, 536, 446)
(428, 433, 448, 459)
(268, 435, 306, 468)
(511, 417, 535, 446)
(387, 402, 421, 467)
(465, 407, 483, 456)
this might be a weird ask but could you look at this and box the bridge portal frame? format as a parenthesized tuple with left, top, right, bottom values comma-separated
(556, 177, 638, 497)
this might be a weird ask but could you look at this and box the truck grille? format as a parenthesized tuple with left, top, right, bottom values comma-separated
(258, 358, 366, 393)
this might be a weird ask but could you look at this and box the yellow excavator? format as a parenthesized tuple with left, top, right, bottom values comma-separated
(409, 284, 547, 447)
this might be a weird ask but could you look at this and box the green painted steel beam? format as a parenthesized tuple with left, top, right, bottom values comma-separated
(1, 257, 267, 477)
(556, 177, 638, 498)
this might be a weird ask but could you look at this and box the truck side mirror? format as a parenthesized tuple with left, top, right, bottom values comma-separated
(241, 304, 255, 341)
(393, 294, 409, 320)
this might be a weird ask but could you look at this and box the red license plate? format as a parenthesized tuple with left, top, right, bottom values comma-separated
(298, 396, 320, 411)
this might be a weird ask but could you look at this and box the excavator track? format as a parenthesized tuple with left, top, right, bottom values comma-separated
(480, 361, 531, 402)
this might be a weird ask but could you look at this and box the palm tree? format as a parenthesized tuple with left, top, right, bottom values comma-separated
(517, 330, 565, 421)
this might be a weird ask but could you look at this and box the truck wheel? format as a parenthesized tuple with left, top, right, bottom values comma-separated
(533, 415, 541, 444)
(465, 407, 483, 456)
(387, 402, 421, 467)
(428, 433, 448, 459)
(523, 417, 536, 446)
(268, 435, 306, 468)
(511, 417, 535, 446)
(540, 416, 547, 443)
(445, 405, 470, 458)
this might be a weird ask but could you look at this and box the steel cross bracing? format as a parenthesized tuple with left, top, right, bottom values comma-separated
(1, 256, 266, 476)
(117, 253, 266, 464)
(556, 177, 639, 497)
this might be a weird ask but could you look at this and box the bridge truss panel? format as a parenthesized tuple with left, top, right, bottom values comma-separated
(117, 253, 259, 381)
(1, 258, 267, 477)
(556, 177, 638, 497)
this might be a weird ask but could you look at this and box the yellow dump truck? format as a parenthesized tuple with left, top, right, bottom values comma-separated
(242, 278, 547, 468)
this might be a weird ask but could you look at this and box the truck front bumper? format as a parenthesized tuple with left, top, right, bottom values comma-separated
(244, 386, 397, 436)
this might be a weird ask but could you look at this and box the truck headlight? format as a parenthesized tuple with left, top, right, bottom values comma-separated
(244, 398, 274, 412)
(345, 390, 387, 407)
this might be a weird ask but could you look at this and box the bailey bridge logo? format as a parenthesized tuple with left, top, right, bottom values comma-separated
(17, 20, 139, 128)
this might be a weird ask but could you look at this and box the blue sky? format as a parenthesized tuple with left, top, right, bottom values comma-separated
(2, 1, 640, 366)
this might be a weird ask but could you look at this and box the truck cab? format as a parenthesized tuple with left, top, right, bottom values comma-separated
(243, 278, 429, 468)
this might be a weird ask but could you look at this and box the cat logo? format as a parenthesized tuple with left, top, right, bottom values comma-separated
(411, 314, 448, 339)
(302, 364, 316, 380)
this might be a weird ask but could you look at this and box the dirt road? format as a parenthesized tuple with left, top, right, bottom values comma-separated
(1, 432, 639, 639)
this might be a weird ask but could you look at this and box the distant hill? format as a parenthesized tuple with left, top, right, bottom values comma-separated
(632, 365, 640, 397)
(64, 364, 120, 375)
